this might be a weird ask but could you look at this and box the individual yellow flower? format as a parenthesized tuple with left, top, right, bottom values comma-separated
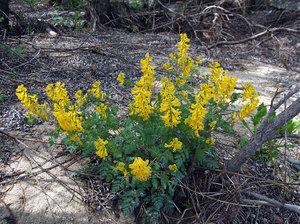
(129, 53, 155, 120)
(87, 81, 104, 101)
(46, 82, 69, 107)
(96, 103, 108, 119)
(117, 73, 125, 86)
(175, 77, 187, 86)
(74, 90, 87, 106)
(208, 121, 216, 131)
(180, 90, 188, 99)
(163, 62, 174, 71)
(242, 82, 255, 101)
(129, 157, 151, 181)
(205, 137, 215, 145)
(196, 55, 203, 64)
(116, 162, 129, 178)
(70, 133, 82, 145)
(159, 77, 181, 127)
(164, 138, 182, 152)
(95, 137, 108, 159)
(169, 164, 178, 173)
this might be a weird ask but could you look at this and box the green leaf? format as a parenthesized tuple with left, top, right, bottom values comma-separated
(160, 173, 169, 189)
(242, 120, 251, 132)
(123, 142, 137, 155)
(239, 135, 248, 148)
(15, 46, 25, 54)
(252, 103, 267, 126)
(151, 177, 159, 190)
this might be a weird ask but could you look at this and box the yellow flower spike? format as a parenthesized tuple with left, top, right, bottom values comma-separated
(169, 164, 178, 173)
(46, 82, 70, 107)
(159, 77, 181, 127)
(117, 73, 125, 86)
(164, 138, 182, 152)
(94, 137, 108, 160)
(87, 81, 104, 101)
(96, 103, 108, 119)
(208, 121, 217, 131)
(205, 137, 215, 145)
(129, 157, 151, 181)
(16, 85, 48, 121)
(129, 52, 155, 120)
(242, 82, 255, 101)
(74, 90, 87, 106)
(53, 103, 83, 133)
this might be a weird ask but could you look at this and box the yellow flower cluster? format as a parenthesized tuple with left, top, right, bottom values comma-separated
(205, 137, 215, 145)
(129, 157, 151, 181)
(233, 82, 259, 121)
(160, 77, 181, 127)
(95, 137, 108, 159)
(117, 73, 125, 86)
(168, 164, 178, 173)
(96, 103, 108, 119)
(46, 82, 69, 107)
(87, 81, 104, 101)
(74, 90, 87, 106)
(209, 62, 237, 104)
(46, 82, 84, 136)
(53, 104, 83, 133)
(164, 138, 182, 152)
(129, 53, 156, 120)
(16, 85, 48, 120)
(116, 162, 129, 177)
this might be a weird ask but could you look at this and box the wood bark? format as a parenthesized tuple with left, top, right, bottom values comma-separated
(227, 84, 300, 172)
(0, 0, 9, 31)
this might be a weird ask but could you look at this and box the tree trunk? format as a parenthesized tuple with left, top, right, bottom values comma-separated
(0, 0, 9, 31)
(88, 0, 111, 29)
(227, 86, 300, 172)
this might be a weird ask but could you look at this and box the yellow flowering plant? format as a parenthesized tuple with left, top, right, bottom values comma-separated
(16, 33, 263, 223)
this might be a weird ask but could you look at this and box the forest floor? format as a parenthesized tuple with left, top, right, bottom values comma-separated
(0, 2, 300, 224)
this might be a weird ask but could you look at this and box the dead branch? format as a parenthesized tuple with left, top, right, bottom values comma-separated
(0, 129, 64, 145)
(242, 191, 300, 215)
(208, 27, 300, 49)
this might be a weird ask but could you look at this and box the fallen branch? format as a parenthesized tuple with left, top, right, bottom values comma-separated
(242, 191, 300, 215)
(208, 27, 300, 49)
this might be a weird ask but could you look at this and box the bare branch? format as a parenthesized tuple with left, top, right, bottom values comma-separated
(208, 27, 300, 49)
(242, 191, 300, 215)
